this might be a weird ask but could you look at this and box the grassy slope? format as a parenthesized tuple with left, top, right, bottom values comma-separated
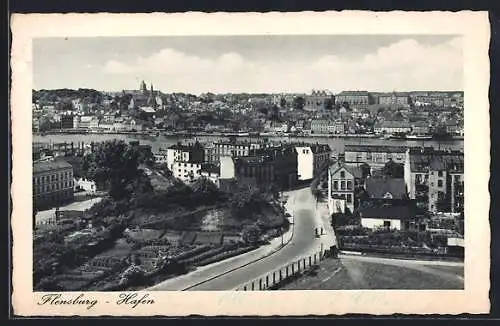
(281, 258, 464, 290)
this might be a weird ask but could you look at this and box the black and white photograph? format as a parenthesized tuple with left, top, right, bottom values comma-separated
(11, 12, 490, 316)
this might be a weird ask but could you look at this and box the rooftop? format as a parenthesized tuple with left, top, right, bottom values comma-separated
(200, 163, 220, 174)
(34, 159, 73, 174)
(359, 199, 417, 220)
(409, 148, 464, 173)
(365, 177, 407, 199)
(337, 91, 370, 96)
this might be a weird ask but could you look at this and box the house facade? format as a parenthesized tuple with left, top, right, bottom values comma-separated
(327, 162, 356, 214)
(335, 91, 373, 106)
(304, 90, 333, 112)
(295, 144, 331, 181)
(33, 159, 74, 210)
(404, 147, 464, 213)
(344, 145, 407, 169)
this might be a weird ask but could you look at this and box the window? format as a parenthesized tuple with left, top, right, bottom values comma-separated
(333, 181, 338, 190)
(346, 194, 352, 203)
(340, 171, 345, 178)
(438, 171, 443, 177)
(347, 181, 353, 190)
(341, 181, 346, 190)
(438, 180, 443, 187)
(383, 221, 391, 228)
(366, 152, 372, 160)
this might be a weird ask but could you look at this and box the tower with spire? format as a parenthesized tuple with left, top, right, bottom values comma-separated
(147, 83, 157, 108)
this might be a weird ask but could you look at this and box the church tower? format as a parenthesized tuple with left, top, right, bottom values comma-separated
(147, 83, 157, 108)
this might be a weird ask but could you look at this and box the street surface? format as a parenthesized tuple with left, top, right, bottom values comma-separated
(149, 186, 330, 291)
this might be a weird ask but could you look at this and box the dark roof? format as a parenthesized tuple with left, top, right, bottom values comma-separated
(34, 159, 73, 174)
(359, 199, 417, 220)
(168, 144, 194, 151)
(200, 163, 220, 174)
(365, 177, 407, 199)
(344, 163, 364, 179)
(345, 145, 407, 153)
(310, 144, 332, 154)
(330, 162, 358, 178)
(409, 148, 464, 173)
(337, 91, 370, 96)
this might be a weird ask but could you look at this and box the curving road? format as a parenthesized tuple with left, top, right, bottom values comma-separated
(186, 187, 329, 290)
(149, 186, 332, 291)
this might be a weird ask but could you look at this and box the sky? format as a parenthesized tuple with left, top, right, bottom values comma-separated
(33, 35, 463, 95)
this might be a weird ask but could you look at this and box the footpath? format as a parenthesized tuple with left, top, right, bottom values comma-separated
(147, 189, 297, 291)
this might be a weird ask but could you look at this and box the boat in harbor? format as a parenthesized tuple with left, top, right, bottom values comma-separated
(406, 134, 433, 141)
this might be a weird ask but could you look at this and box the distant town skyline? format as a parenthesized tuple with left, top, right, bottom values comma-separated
(34, 35, 463, 95)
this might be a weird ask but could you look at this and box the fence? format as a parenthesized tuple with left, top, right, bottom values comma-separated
(234, 247, 329, 291)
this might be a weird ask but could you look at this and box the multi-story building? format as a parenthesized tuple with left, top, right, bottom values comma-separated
(310, 119, 329, 134)
(344, 145, 407, 169)
(172, 160, 203, 183)
(203, 143, 217, 165)
(327, 120, 345, 134)
(221, 144, 298, 189)
(410, 121, 431, 134)
(304, 90, 333, 112)
(404, 147, 464, 213)
(33, 159, 74, 210)
(165, 142, 205, 171)
(335, 91, 373, 106)
(200, 164, 221, 188)
(327, 162, 356, 214)
(377, 92, 411, 106)
(60, 114, 74, 129)
(212, 140, 263, 164)
(374, 120, 412, 134)
(295, 144, 332, 181)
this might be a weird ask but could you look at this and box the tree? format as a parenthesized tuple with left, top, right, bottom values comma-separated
(292, 96, 305, 111)
(242, 224, 261, 244)
(82, 140, 147, 200)
(382, 159, 404, 178)
(360, 163, 371, 179)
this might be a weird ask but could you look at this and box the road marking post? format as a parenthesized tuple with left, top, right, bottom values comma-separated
(259, 278, 263, 290)
(309, 256, 312, 267)
(266, 275, 269, 288)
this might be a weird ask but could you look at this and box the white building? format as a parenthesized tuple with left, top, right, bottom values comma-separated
(295, 144, 332, 181)
(327, 162, 356, 214)
(219, 155, 236, 179)
(74, 178, 97, 194)
(295, 146, 314, 181)
(359, 204, 415, 231)
(200, 164, 221, 188)
(172, 161, 202, 183)
(154, 153, 168, 164)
